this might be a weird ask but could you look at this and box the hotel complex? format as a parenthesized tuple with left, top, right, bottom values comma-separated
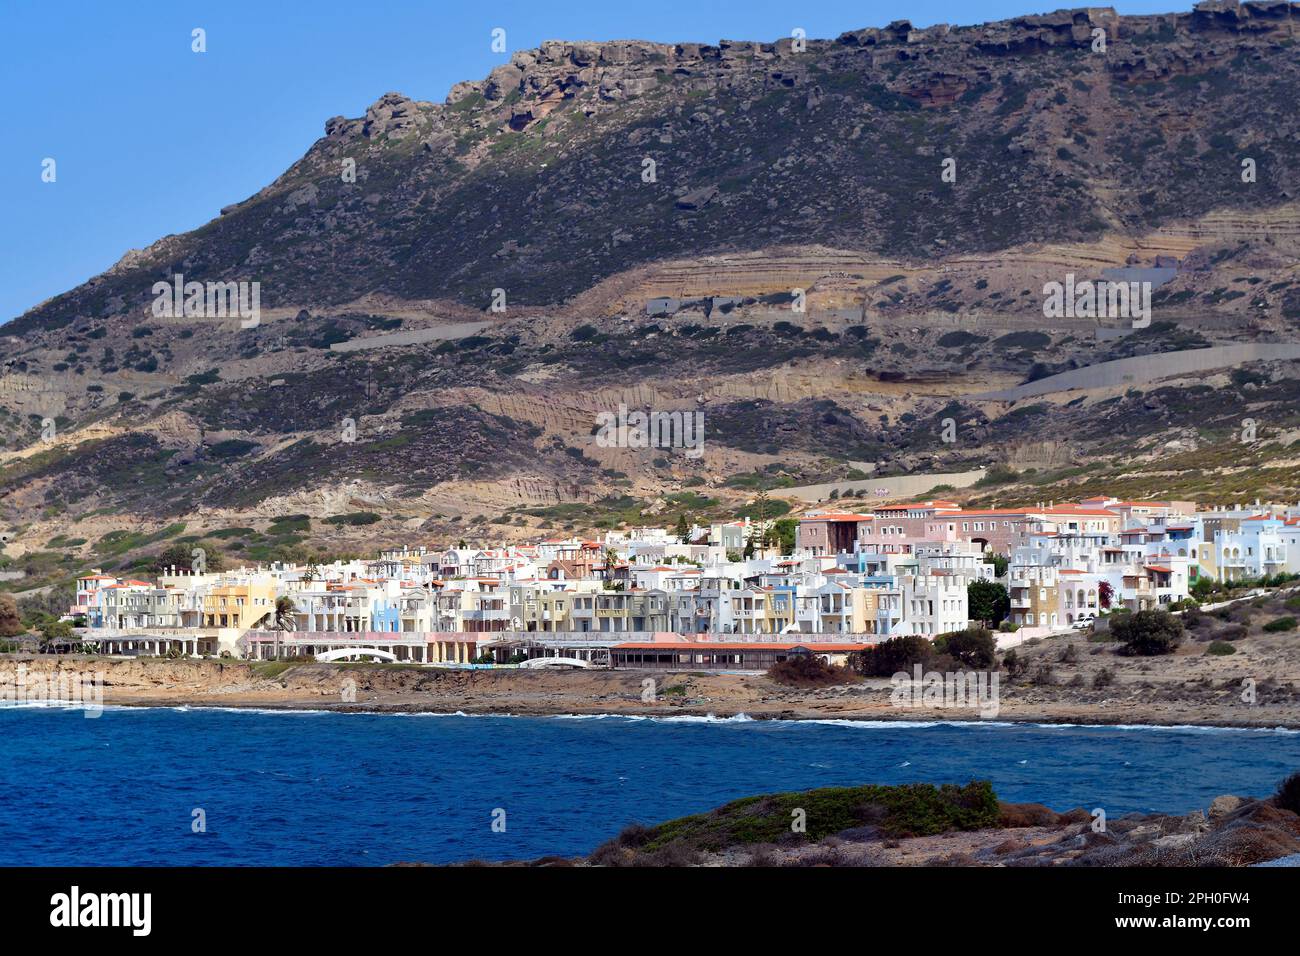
(67, 496, 1300, 668)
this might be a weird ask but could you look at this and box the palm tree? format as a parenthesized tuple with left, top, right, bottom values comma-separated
(273, 596, 296, 659)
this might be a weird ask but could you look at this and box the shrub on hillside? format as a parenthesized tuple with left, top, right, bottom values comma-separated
(1113, 609, 1184, 657)
(1002, 648, 1028, 679)
(1206, 640, 1238, 656)
(0, 594, 23, 638)
(323, 512, 381, 526)
(1263, 616, 1298, 633)
(1217, 623, 1248, 641)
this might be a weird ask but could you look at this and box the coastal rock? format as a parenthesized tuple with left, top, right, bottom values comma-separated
(1209, 794, 1246, 819)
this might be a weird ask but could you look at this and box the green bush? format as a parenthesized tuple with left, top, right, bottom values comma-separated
(610, 780, 1000, 857)
(934, 627, 997, 669)
(1113, 609, 1184, 656)
(967, 580, 1010, 626)
(854, 634, 932, 677)
(1206, 640, 1238, 656)
(323, 512, 381, 526)
(974, 466, 1019, 488)
(768, 654, 859, 687)
(1263, 616, 1297, 633)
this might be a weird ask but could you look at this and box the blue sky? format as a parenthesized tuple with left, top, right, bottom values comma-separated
(0, 0, 1183, 322)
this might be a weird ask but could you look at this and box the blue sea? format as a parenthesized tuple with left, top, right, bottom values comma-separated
(3, 705, 1298, 866)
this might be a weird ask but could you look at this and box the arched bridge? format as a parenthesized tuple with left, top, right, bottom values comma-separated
(517, 656, 595, 669)
(315, 647, 398, 663)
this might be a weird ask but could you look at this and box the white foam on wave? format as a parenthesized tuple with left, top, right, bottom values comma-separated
(0, 700, 103, 712)
(1022, 721, 1300, 735)
(9, 702, 1297, 735)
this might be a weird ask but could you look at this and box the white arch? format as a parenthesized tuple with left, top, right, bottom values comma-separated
(315, 647, 397, 663)
(517, 657, 593, 669)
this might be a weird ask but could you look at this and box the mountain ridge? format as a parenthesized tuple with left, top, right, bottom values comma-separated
(2, 2, 1300, 590)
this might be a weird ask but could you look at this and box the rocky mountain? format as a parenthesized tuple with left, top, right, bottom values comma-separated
(3, 2, 1300, 584)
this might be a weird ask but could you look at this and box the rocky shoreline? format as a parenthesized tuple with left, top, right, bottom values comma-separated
(4, 630, 1300, 730)
(565, 784, 1300, 868)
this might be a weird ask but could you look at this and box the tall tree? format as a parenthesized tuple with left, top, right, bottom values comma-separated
(152, 543, 223, 574)
(967, 580, 1010, 626)
(751, 489, 772, 552)
(770, 518, 797, 556)
(675, 514, 691, 544)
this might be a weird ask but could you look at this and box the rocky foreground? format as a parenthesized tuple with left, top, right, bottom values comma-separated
(493, 780, 1300, 868)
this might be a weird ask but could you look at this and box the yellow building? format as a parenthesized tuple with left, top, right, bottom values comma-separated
(732, 587, 796, 634)
(1189, 540, 1218, 586)
(202, 580, 277, 630)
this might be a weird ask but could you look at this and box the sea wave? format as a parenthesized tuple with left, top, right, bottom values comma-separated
(4, 701, 1296, 734)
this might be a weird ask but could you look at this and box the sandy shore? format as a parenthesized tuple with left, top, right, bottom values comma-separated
(4, 620, 1300, 729)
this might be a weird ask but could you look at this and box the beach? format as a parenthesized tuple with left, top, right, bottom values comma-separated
(5, 625, 1299, 729)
